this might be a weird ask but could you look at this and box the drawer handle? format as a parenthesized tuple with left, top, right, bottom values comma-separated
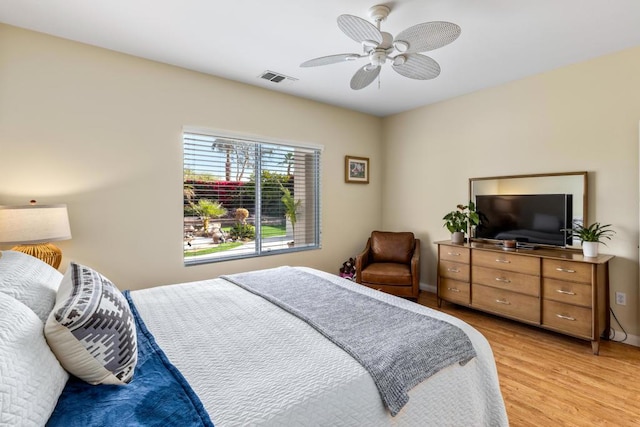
(556, 289, 576, 295)
(447, 287, 461, 293)
(447, 252, 461, 256)
(495, 277, 511, 283)
(556, 314, 576, 321)
(447, 267, 461, 273)
(495, 259, 511, 263)
(495, 299, 511, 305)
(555, 267, 576, 273)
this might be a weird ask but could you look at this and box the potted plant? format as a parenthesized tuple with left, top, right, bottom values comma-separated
(564, 221, 615, 257)
(443, 202, 480, 244)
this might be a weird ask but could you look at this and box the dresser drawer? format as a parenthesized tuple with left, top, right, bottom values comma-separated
(472, 284, 540, 324)
(542, 278, 592, 308)
(472, 249, 539, 275)
(439, 278, 470, 305)
(439, 246, 470, 264)
(542, 259, 592, 283)
(439, 260, 470, 281)
(543, 300, 592, 338)
(472, 265, 539, 296)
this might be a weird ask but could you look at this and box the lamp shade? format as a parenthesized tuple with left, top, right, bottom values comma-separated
(0, 204, 72, 245)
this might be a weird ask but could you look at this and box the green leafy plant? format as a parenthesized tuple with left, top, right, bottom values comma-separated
(563, 221, 615, 244)
(229, 222, 255, 240)
(191, 199, 227, 219)
(190, 199, 227, 234)
(443, 201, 480, 234)
(280, 183, 302, 236)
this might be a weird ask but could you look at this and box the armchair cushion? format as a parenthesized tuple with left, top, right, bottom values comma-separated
(360, 263, 412, 286)
(370, 231, 415, 264)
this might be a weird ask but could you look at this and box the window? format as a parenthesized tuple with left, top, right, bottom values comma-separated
(183, 129, 321, 265)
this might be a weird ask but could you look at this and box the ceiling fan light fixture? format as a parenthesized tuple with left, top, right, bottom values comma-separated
(393, 40, 409, 53)
(393, 55, 406, 66)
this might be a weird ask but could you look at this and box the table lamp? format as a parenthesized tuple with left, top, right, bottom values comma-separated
(0, 201, 72, 269)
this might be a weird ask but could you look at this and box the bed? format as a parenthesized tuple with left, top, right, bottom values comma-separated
(0, 250, 508, 426)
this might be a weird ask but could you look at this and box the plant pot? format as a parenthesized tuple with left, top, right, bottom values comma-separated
(582, 241, 599, 257)
(451, 232, 465, 244)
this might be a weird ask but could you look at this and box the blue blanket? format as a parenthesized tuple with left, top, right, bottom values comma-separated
(48, 291, 214, 427)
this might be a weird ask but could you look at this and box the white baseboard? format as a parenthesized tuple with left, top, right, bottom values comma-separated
(609, 330, 640, 347)
(420, 283, 436, 293)
(419, 283, 639, 348)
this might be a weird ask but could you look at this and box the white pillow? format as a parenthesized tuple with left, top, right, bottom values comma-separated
(0, 250, 63, 323)
(45, 262, 137, 385)
(0, 292, 69, 426)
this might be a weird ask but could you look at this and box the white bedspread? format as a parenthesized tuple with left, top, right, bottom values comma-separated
(130, 267, 508, 426)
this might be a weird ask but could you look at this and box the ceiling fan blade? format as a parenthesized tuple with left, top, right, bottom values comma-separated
(392, 54, 441, 80)
(300, 54, 363, 67)
(394, 21, 461, 53)
(350, 65, 381, 90)
(337, 14, 383, 45)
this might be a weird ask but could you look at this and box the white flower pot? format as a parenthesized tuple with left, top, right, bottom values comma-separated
(451, 231, 465, 244)
(582, 241, 599, 257)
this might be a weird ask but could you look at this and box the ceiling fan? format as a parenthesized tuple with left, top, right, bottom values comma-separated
(300, 4, 461, 90)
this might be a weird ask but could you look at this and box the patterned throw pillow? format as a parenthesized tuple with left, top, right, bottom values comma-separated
(45, 262, 137, 385)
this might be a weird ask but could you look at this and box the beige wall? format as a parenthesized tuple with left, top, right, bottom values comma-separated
(2, 23, 639, 343)
(0, 24, 383, 289)
(382, 46, 640, 341)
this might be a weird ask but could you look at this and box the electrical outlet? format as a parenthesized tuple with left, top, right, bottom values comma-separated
(615, 292, 627, 306)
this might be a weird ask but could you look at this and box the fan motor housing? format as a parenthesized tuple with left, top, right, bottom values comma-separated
(370, 50, 387, 66)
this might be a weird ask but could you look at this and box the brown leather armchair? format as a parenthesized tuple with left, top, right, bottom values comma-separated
(355, 231, 420, 299)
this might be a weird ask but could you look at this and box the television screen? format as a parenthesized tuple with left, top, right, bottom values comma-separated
(475, 194, 573, 247)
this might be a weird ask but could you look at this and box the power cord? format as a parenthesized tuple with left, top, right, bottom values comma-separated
(608, 307, 628, 342)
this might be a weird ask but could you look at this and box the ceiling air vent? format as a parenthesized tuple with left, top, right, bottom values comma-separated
(258, 70, 298, 85)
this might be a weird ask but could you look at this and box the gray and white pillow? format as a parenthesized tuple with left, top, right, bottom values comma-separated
(0, 292, 69, 425)
(0, 250, 63, 323)
(45, 262, 137, 385)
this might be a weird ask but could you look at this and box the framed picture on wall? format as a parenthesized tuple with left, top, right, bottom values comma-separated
(345, 156, 369, 184)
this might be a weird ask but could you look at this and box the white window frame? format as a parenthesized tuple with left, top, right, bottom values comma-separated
(183, 127, 322, 265)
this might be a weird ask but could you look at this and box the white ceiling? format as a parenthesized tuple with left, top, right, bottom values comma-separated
(2, 1, 640, 117)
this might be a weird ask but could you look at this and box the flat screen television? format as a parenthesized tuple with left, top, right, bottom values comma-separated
(474, 194, 573, 247)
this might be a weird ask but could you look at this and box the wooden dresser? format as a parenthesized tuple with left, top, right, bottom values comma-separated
(436, 240, 614, 354)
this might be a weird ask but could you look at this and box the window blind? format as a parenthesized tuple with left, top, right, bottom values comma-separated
(183, 131, 321, 264)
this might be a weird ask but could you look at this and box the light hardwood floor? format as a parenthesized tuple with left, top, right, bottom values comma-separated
(418, 292, 640, 426)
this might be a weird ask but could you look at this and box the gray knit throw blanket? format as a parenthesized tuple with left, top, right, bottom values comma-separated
(222, 267, 476, 416)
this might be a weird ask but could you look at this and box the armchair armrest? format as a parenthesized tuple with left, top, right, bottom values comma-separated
(355, 238, 372, 283)
(411, 239, 421, 289)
